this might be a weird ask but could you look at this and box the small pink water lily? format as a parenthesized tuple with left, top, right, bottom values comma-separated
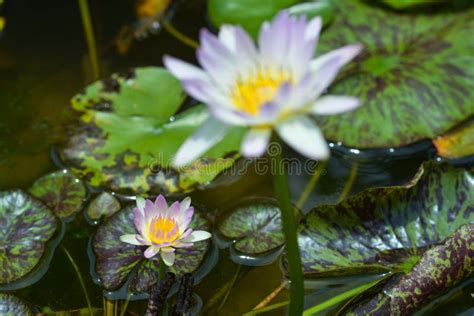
(120, 195, 211, 266)
(164, 11, 362, 166)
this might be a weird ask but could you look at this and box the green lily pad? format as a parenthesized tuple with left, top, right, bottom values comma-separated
(86, 192, 121, 221)
(295, 161, 473, 277)
(0, 293, 32, 315)
(315, 0, 474, 149)
(342, 224, 473, 314)
(0, 191, 57, 284)
(29, 170, 86, 219)
(208, 0, 298, 38)
(60, 67, 244, 196)
(92, 205, 211, 293)
(378, 0, 449, 10)
(217, 200, 285, 255)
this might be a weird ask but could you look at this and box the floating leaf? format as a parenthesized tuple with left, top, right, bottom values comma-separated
(86, 192, 121, 221)
(29, 170, 86, 219)
(294, 161, 473, 277)
(0, 293, 32, 315)
(315, 0, 474, 149)
(433, 118, 474, 160)
(217, 200, 285, 255)
(378, 0, 449, 10)
(92, 205, 211, 293)
(0, 191, 56, 284)
(60, 67, 244, 196)
(287, 0, 335, 26)
(207, 0, 299, 38)
(342, 224, 473, 314)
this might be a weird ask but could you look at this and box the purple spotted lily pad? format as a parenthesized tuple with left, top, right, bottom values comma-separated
(86, 192, 121, 221)
(217, 199, 286, 260)
(0, 293, 32, 315)
(92, 205, 212, 294)
(59, 67, 244, 196)
(315, 0, 474, 149)
(290, 161, 473, 313)
(341, 224, 473, 314)
(0, 191, 57, 285)
(29, 170, 86, 219)
(293, 161, 473, 278)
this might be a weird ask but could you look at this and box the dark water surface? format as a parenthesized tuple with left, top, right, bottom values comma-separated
(0, 1, 472, 315)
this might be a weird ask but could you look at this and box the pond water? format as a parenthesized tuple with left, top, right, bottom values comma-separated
(0, 0, 472, 315)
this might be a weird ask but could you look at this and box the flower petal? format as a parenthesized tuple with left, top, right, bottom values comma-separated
(144, 246, 160, 259)
(178, 207, 194, 233)
(276, 116, 330, 160)
(144, 199, 156, 224)
(154, 194, 168, 212)
(310, 44, 362, 97)
(311, 95, 361, 115)
(133, 207, 146, 234)
(160, 250, 176, 266)
(179, 197, 192, 214)
(120, 234, 146, 246)
(241, 128, 272, 157)
(173, 117, 231, 167)
(181, 230, 212, 243)
(135, 197, 146, 215)
(218, 25, 258, 68)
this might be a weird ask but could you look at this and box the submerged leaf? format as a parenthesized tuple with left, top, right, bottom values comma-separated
(0, 293, 32, 315)
(0, 191, 56, 284)
(343, 224, 473, 314)
(86, 192, 121, 221)
(60, 67, 244, 195)
(315, 0, 474, 149)
(29, 170, 86, 219)
(295, 161, 473, 277)
(217, 200, 285, 255)
(92, 205, 211, 293)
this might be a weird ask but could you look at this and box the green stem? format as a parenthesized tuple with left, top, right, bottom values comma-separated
(271, 144, 304, 315)
(159, 256, 167, 280)
(243, 300, 289, 316)
(218, 265, 241, 310)
(338, 163, 358, 203)
(302, 277, 383, 315)
(295, 161, 326, 210)
(62, 246, 93, 316)
(78, 0, 100, 80)
(162, 20, 199, 49)
(119, 294, 130, 316)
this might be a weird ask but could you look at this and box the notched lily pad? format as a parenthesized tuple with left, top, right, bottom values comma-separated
(92, 205, 212, 294)
(433, 117, 474, 160)
(0, 191, 57, 284)
(294, 161, 473, 278)
(86, 192, 121, 221)
(0, 293, 32, 315)
(343, 224, 473, 315)
(316, 0, 474, 149)
(217, 200, 286, 256)
(60, 67, 244, 196)
(29, 170, 86, 219)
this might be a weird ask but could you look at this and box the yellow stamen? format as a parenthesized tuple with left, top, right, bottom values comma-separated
(147, 216, 180, 245)
(231, 68, 292, 115)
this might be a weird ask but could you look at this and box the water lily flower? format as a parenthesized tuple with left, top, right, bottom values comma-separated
(120, 195, 211, 266)
(164, 11, 362, 166)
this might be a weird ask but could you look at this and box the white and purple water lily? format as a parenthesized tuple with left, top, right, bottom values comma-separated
(120, 195, 211, 266)
(164, 11, 362, 166)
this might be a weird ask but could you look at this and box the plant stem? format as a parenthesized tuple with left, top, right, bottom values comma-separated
(119, 294, 131, 316)
(62, 246, 93, 316)
(244, 300, 289, 316)
(252, 281, 287, 310)
(218, 264, 241, 310)
(162, 20, 199, 49)
(159, 256, 167, 280)
(295, 161, 327, 210)
(271, 145, 304, 315)
(78, 0, 100, 80)
(338, 163, 358, 203)
(302, 277, 383, 315)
